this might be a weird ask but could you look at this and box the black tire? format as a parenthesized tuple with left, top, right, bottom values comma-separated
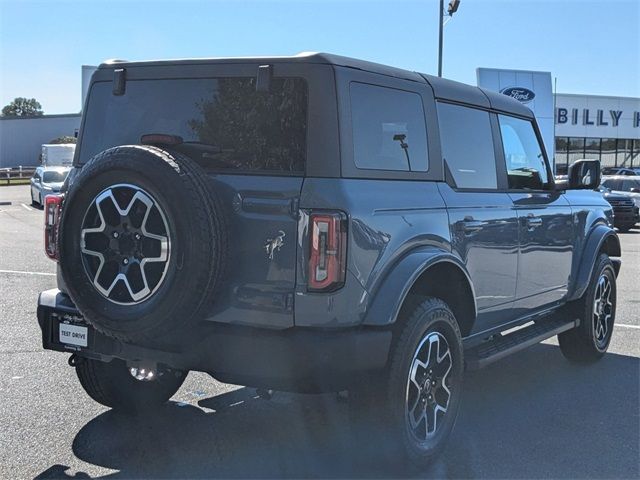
(349, 297, 464, 468)
(58, 145, 227, 343)
(558, 253, 616, 363)
(617, 225, 632, 233)
(76, 357, 186, 412)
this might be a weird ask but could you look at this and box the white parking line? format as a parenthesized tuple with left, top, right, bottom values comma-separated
(20, 203, 34, 211)
(617, 323, 640, 330)
(0, 269, 55, 276)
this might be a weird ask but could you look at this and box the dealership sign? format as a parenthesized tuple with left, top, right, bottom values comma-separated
(500, 86, 536, 103)
(556, 108, 640, 128)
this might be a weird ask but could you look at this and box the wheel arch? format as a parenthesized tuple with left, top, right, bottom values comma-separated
(567, 224, 621, 302)
(362, 248, 477, 337)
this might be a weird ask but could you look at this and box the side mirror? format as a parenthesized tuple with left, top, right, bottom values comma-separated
(568, 159, 601, 190)
(630, 188, 640, 193)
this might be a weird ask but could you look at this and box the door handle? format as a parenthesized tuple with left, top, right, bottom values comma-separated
(525, 215, 543, 230)
(461, 218, 484, 232)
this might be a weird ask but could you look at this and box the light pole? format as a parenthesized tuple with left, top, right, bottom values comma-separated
(438, 0, 461, 77)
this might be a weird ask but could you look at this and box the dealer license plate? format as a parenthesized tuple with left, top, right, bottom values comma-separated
(59, 323, 88, 347)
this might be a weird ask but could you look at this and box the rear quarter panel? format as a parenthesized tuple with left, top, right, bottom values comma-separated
(295, 178, 450, 327)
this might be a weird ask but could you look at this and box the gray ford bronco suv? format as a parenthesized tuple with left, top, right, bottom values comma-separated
(38, 53, 621, 466)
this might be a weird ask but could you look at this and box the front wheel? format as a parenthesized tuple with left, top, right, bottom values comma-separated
(75, 357, 186, 412)
(558, 253, 617, 363)
(349, 297, 464, 467)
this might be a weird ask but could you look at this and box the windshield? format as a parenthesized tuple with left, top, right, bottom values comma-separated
(80, 77, 308, 173)
(603, 178, 640, 191)
(42, 171, 68, 183)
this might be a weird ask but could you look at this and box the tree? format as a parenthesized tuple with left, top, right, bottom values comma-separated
(1, 97, 44, 117)
(49, 135, 76, 144)
(189, 78, 307, 172)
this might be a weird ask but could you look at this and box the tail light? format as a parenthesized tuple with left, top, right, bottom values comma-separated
(44, 194, 64, 260)
(308, 211, 347, 292)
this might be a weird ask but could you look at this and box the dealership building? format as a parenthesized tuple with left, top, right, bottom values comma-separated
(553, 94, 639, 173)
(478, 68, 640, 174)
(1, 64, 639, 172)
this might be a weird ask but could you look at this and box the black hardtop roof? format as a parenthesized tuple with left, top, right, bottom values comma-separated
(99, 52, 533, 117)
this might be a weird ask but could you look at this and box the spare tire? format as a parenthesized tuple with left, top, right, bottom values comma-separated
(58, 145, 227, 343)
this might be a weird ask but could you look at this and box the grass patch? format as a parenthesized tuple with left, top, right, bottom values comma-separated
(0, 178, 31, 186)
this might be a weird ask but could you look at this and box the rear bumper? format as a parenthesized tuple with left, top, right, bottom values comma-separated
(37, 289, 392, 392)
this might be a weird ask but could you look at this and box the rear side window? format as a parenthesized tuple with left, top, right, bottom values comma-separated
(498, 114, 549, 190)
(350, 83, 428, 172)
(437, 103, 497, 189)
(80, 77, 308, 173)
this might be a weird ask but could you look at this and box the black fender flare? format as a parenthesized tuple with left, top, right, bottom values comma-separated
(567, 224, 621, 302)
(362, 247, 477, 326)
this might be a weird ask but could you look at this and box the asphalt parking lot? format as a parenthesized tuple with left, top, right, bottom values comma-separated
(1, 184, 638, 479)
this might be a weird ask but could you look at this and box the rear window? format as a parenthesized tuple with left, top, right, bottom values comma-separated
(79, 77, 308, 173)
(42, 171, 67, 183)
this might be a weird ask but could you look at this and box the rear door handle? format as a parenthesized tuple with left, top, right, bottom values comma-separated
(462, 218, 484, 232)
(525, 215, 543, 230)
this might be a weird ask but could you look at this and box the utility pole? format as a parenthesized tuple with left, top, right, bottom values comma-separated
(438, 0, 444, 77)
(438, 0, 461, 77)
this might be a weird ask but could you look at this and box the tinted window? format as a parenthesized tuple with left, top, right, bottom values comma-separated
(437, 103, 497, 189)
(601, 138, 616, 167)
(555, 137, 568, 174)
(584, 138, 600, 160)
(602, 178, 640, 192)
(350, 83, 428, 172)
(617, 139, 633, 167)
(622, 178, 640, 191)
(80, 78, 308, 173)
(498, 115, 549, 190)
(568, 137, 585, 164)
(42, 171, 67, 183)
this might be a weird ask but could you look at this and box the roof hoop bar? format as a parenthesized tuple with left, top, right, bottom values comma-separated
(113, 68, 126, 96)
(256, 65, 272, 93)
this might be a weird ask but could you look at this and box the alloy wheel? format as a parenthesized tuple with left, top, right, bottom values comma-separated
(405, 331, 453, 443)
(80, 184, 171, 305)
(592, 273, 613, 350)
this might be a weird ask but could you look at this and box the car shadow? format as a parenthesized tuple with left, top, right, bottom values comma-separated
(37, 344, 639, 479)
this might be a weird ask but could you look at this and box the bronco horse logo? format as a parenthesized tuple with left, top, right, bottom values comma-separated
(264, 230, 286, 260)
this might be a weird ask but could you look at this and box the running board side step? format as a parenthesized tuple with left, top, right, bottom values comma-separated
(464, 315, 579, 370)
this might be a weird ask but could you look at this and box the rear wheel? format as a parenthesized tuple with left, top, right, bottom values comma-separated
(558, 254, 616, 363)
(75, 357, 186, 412)
(349, 297, 464, 467)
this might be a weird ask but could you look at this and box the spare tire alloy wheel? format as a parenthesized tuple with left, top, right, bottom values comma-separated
(80, 184, 170, 305)
(406, 331, 453, 442)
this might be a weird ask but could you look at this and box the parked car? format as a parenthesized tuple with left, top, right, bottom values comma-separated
(598, 186, 640, 232)
(37, 53, 621, 467)
(601, 175, 640, 208)
(30, 166, 71, 207)
(601, 167, 638, 176)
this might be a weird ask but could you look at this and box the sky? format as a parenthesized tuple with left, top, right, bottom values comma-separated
(0, 0, 638, 114)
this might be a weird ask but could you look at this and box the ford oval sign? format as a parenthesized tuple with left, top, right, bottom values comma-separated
(500, 86, 536, 103)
